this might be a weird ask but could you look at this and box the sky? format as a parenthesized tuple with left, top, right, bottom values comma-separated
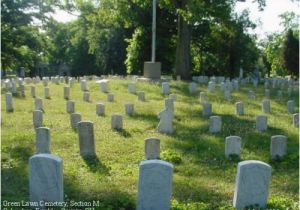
(52, 0, 299, 40)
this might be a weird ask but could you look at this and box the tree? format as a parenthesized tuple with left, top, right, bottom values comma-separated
(282, 29, 299, 78)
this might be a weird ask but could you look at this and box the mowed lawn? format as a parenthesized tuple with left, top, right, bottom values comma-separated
(1, 78, 299, 209)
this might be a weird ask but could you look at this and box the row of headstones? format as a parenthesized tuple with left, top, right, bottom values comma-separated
(29, 135, 273, 210)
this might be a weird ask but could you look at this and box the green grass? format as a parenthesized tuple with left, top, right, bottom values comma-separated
(1, 78, 299, 209)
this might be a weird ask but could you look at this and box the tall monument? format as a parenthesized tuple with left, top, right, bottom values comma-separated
(143, 0, 161, 80)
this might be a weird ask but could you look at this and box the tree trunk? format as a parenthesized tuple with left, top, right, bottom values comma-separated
(175, 14, 191, 80)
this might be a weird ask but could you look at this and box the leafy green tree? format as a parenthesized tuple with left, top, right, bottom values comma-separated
(282, 29, 299, 78)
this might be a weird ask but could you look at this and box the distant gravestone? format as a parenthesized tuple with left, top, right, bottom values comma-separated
(111, 114, 123, 130)
(107, 93, 114, 102)
(99, 79, 109, 93)
(66, 100, 75, 114)
(5, 93, 14, 112)
(262, 100, 271, 113)
(44, 87, 51, 99)
(96, 103, 105, 116)
(77, 121, 96, 157)
(158, 108, 174, 134)
(36, 127, 51, 154)
(256, 115, 268, 131)
(80, 80, 88, 91)
(208, 81, 215, 93)
(248, 90, 255, 99)
(225, 136, 241, 158)
(188, 82, 197, 94)
(125, 103, 134, 115)
(11, 81, 17, 94)
(287, 100, 294, 114)
(145, 137, 160, 160)
(161, 82, 170, 95)
(169, 94, 177, 101)
(64, 86, 70, 100)
(235, 102, 244, 115)
(270, 135, 287, 159)
(202, 102, 212, 117)
(224, 90, 231, 101)
(31, 86, 36, 98)
(137, 160, 173, 210)
(83, 91, 90, 102)
(199, 92, 208, 103)
(265, 89, 270, 98)
(233, 160, 271, 210)
(293, 113, 299, 128)
(70, 113, 82, 130)
(138, 91, 145, 101)
(33, 110, 43, 129)
(209, 116, 222, 133)
(29, 154, 63, 207)
(19, 84, 25, 97)
(35, 97, 43, 110)
(128, 83, 136, 94)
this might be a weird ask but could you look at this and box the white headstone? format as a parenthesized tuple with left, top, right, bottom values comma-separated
(111, 114, 123, 130)
(36, 127, 51, 154)
(99, 79, 109, 93)
(107, 93, 114, 102)
(33, 110, 43, 129)
(209, 116, 222, 133)
(158, 108, 174, 134)
(287, 100, 294, 114)
(35, 97, 43, 111)
(138, 91, 145, 101)
(225, 136, 241, 158)
(161, 82, 170, 95)
(233, 160, 271, 210)
(202, 102, 212, 117)
(125, 103, 134, 115)
(70, 113, 82, 130)
(44, 87, 51, 99)
(137, 160, 173, 210)
(128, 83, 136, 94)
(31, 86, 36, 98)
(83, 91, 90, 102)
(262, 100, 271, 113)
(66, 100, 75, 114)
(256, 115, 267, 131)
(29, 154, 63, 207)
(270, 135, 287, 159)
(293, 113, 299, 128)
(199, 92, 208, 103)
(188, 82, 197, 94)
(235, 102, 244, 115)
(5, 92, 14, 112)
(64, 86, 70, 100)
(96, 103, 105, 116)
(77, 121, 96, 157)
(145, 138, 160, 160)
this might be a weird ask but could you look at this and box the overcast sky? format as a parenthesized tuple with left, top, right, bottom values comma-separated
(52, 0, 299, 40)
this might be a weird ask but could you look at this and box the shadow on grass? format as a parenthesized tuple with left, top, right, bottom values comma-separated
(130, 112, 158, 124)
(64, 176, 135, 210)
(82, 155, 111, 174)
(112, 128, 132, 138)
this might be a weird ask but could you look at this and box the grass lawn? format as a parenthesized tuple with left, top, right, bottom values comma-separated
(1, 78, 299, 210)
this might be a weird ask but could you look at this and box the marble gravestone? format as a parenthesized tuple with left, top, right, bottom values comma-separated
(270, 135, 287, 159)
(233, 160, 271, 210)
(77, 121, 96, 157)
(19, 84, 25, 97)
(36, 127, 51, 154)
(99, 79, 109, 93)
(287, 100, 294, 114)
(128, 83, 136, 94)
(225, 136, 241, 158)
(83, 91, 90, 102)
(293, 113, 299, 128)
(209, 116, 222, 133)
(64, 86, 70, 100)
(199, 92, 208, 103)
(137, 160, 173, 210)
(66, 100, 75, 114)
(31, 86, 36, 98)
(111, 114, 123, 130)
(70, 113, 82, 130)
(80, 80, 88, 91)
(145, 138, 160, 160)
(224, 90, 231, 101)
(96, 103, 105, 116)
(202, 102, 212, 117)
(29, 154, 63, 207)
(5, 92, 14, 112)
(208, 81, 215, 93)
(125, 103, 134, 115)
(107, 93, 114, 102)
(137, 91, 145, 101)
(44, 87, 51, 99)
(161, 82, 170, 95)
(33, 110, 43, 129)
(262, 100, 271, 113)
(169, 94, 177, 101)
(256, 115, 268, 131)
(235, 102, 244, 115)
(157, 108, 174, 134)
(35, 97, 43, 111)
(188, 82, 197, 94)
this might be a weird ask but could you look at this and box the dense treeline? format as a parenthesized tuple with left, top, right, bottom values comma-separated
(1, 0, 299, 79)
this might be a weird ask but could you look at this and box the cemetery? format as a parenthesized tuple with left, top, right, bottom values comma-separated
(1, 0, 299, 209)
(1, 76, 299, 209)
